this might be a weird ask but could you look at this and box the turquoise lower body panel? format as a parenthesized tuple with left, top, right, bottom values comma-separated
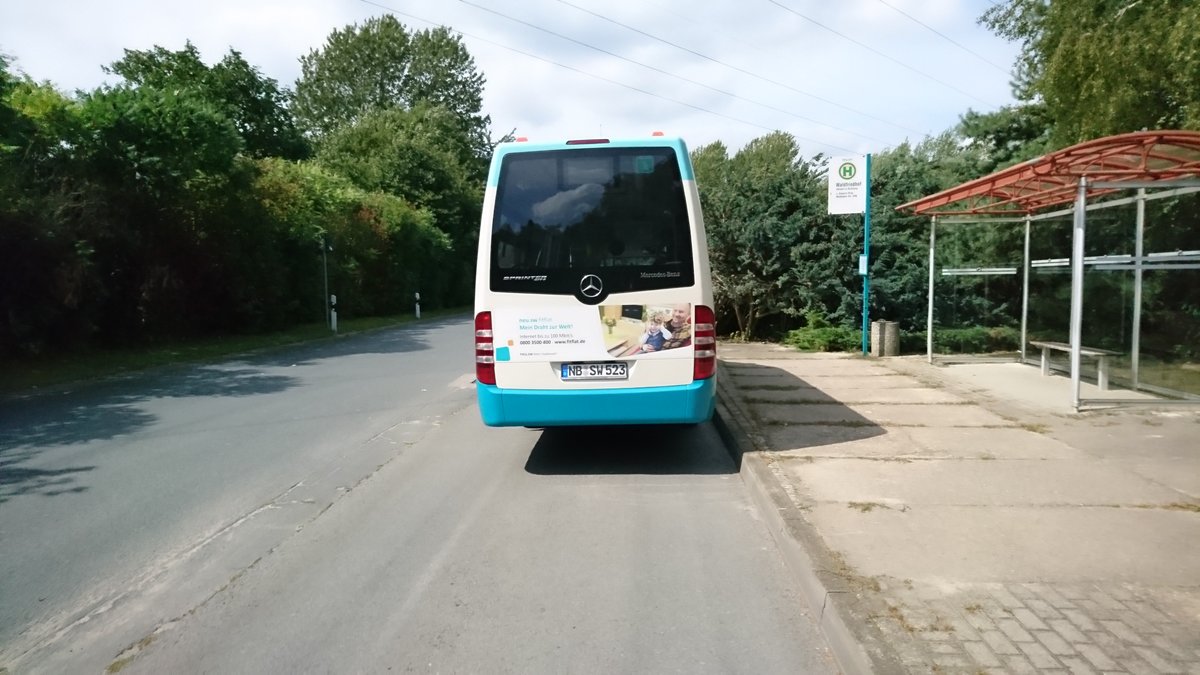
(477, 378, 716, 427)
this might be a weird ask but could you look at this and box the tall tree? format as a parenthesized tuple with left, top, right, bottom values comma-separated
(695, 129, 1002, 341)
(958, 103, 1053, 173)
(252, 157, 453, 320)
(694, 133, 828, 338)
(869, 133, 1026, 333)
(107, 42, 308, 159)
(0, 60, 54, 355)
(70, 85, 246, 341)
(0, 57, 26, 150)
(316, 103, 482, 304)
(1, 72, 112, 355)
(293, 16, 492, 162)
(982, 0, 1200, 143)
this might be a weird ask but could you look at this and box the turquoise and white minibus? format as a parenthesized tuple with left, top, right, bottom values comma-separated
(474, 135, 716, 427)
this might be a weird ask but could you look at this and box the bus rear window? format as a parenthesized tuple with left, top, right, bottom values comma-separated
(490, 147, 694, 295)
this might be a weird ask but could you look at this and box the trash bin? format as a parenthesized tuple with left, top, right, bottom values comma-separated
(871, 320, 900, 357)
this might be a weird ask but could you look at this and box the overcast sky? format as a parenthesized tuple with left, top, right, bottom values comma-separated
(1, 0, 1020, 156)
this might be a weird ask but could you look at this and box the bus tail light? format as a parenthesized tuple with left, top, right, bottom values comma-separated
(693, 305, 716, 380)
(475, 311, 496, 385)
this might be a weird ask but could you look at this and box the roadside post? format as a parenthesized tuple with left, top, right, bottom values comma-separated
(321, 236, 332, 331)
(828, 154, 872, 355)
(330, 294, 338, 334)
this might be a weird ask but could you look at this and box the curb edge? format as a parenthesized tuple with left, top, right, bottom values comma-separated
(713, 383, 876, 675)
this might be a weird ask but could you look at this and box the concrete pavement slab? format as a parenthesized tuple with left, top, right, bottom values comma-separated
(788, 457, 1188, 505)
(763, 426, 1087, 460)
(755, 402, 1016, 427)
(810, 504, 1200, 584)
(715, 342, 1200, 674)
(752, 403, 882, 426)
(803, 375, 933, 390)
(903, 360, 1165, 412)
(735, 386, 846, 403)
(898, 427, 1087, 460)
(741, 387, 966, 405)
(726, 374, 819, 390)
(1108, 458, 1200, 499)
(727, 360, 925, 388)
(729, 361, 899, 378)
(760, 423, 895, 455)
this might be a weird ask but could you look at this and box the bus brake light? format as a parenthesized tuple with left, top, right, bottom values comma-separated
(693, 305, 717, 380)
(475, 311, 496, 385)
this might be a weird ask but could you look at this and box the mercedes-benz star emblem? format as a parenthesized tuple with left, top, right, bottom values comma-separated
(579, 274, 603, 298)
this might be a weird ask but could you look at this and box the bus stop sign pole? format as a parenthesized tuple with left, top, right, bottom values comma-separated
(860, 154, 873, 355)
(827, 153, 871, 354)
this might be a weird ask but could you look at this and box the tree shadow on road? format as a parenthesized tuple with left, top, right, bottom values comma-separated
(0, 317, 463, 501)
(0, 446, 93, 504)
(1, 366, 297, 449)
(0, 365, 300, 502)
(250, 317, 460, 368)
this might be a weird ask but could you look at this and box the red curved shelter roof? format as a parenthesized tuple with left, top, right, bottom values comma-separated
(897, 130, 1200, 216)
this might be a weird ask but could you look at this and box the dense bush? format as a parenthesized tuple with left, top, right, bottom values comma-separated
(900, 326, 1021, 355)
(784, 326, 862, 352)
(782, 311, 860, 352)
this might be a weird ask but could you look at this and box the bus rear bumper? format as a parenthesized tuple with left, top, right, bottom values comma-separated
(476, 378, 716, 427)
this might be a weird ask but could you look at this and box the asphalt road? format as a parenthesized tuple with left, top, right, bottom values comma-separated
(0, 316, 836, 673)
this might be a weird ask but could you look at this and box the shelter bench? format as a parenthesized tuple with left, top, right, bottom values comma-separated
(1028, 340, 1121, 390)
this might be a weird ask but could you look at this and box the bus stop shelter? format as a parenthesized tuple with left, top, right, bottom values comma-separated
(898, 130, 1200, 411)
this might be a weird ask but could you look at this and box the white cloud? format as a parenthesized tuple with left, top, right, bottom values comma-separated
(532, 183, 604, 226)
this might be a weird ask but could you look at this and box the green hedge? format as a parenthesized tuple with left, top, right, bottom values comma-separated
(785, 324, 1021, 354)
(783, 326, 862, 352)
(918, 326, 1021, 354)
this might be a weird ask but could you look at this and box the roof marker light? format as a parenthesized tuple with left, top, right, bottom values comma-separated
(651, 130, 665, 137)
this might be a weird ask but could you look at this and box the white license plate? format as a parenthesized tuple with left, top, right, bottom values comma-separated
(561, 361, 628, 381)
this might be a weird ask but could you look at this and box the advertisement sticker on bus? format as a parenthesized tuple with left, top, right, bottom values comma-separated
(491, 303, 695, 362)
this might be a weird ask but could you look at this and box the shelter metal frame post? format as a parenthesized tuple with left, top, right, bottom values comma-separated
(927, 216, 937, 363)
(1021, 217, 1031, 363)
(1069, 178, 1089, 411)
(1132, 188, 1146, 389)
